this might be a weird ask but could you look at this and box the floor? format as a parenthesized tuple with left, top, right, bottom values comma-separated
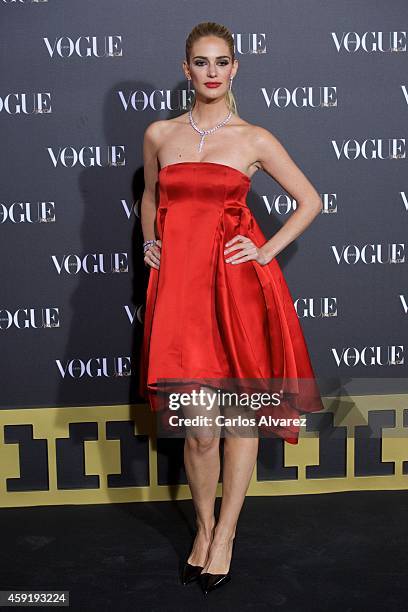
(1, 491, 407, 611)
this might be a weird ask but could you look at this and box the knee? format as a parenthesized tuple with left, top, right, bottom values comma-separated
(185, 435, 219, 454)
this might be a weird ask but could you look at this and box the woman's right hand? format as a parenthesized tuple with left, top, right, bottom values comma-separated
(144, 239, 162, 269)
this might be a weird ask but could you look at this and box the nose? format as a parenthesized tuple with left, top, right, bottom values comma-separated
(207, 64, 217, 77)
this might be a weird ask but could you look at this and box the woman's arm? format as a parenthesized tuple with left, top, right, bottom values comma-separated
(140, 121, 162, 269)
(140, 121, 161, 242)
(253, 127, 323, 262)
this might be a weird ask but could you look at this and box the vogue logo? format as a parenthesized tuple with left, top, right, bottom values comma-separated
(2, 0, 47, 3)
(401, 192, 408, 211)
(47, 146, 126, 167)
(121, 199, 139, 219)
(0, 201, 56, 223)
(0, 93, 51, 114)
(294, 298, 338, 318)
(262, 193, 334, 215)
(261, 86, 337, 108)
(233, 33, 266, 54)
(332, 139, 406, 159)
(0, 307, 60, 330)
(332, 346, 404, 367)
(124, 304, 144, 325)
(51, 253, 128, 274)
(56, 356, 132, 378)
(400, 295, 408, 314)
(331, 31, 406, 53)
(331, 243, 405, 264)
(43, 35, 123, 58)
(118, 89, 195, 112)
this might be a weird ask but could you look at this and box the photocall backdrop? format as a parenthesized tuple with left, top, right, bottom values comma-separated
(1, 0, 407, 507)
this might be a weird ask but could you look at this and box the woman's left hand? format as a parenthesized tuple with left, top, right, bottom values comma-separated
(224, 235, 271, 266)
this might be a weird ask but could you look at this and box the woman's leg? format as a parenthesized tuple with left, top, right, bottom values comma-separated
(183, 436, 219, 565)
(201, 407, 259, 574)
(182, 386, 222, 566)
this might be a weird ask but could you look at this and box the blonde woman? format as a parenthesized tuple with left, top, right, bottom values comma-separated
(139, 21, 324, 595)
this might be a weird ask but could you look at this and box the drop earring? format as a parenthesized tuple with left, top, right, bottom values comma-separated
(185, 77, 193, 110)
(229, 77, 233, 91)
(180, 77, 190, 111)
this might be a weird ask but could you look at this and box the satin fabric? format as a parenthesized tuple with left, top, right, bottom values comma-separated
(139, 162, 324, 444)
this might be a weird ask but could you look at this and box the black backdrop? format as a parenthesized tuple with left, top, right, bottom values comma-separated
(1, 0, 407, 412)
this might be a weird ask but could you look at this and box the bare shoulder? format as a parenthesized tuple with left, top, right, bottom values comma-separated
(233, 119, 282, 143)
(243, 123, 291, 169)
(144, 114, 188, 145)
(228, 119, 286, 170)
(244, 123, 283, 147)
(144, 119, 172, 142)
(240, 123, 322, 210)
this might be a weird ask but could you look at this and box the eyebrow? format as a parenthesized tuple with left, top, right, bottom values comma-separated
(192, 55, 230, 59)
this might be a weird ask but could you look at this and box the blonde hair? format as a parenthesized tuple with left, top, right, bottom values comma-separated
(185, 21, 238, 115)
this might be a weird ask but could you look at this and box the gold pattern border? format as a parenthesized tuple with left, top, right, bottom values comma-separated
(0, 394, 407, 508)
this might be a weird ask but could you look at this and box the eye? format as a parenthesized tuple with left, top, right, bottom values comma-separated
(194, 60, 230, 66)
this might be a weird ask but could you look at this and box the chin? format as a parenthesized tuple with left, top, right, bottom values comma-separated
(200, 88, 226, 97)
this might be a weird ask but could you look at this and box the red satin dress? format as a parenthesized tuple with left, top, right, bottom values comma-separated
(139, 161, 324, 444)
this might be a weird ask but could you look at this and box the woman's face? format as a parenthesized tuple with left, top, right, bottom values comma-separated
(184, 35, 238, 101)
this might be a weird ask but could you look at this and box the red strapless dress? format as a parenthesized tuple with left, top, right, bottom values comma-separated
(139, 162, 324, 444)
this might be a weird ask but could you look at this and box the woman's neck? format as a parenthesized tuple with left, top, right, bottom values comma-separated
(189, 99, 233, 130)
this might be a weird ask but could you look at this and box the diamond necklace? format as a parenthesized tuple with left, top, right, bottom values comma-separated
(189, 108, 233, 152)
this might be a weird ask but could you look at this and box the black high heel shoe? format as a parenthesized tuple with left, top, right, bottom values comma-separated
(200, 571, 231, 594)
(199, 539, 236, 595)
(180, 526, 215, 586)
(180, 560, 203, 585)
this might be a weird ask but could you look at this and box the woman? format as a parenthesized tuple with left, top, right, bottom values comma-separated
(139, 22, 324, 595)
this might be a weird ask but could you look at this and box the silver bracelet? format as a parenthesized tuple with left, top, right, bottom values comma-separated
(143, 239, 157, 254)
